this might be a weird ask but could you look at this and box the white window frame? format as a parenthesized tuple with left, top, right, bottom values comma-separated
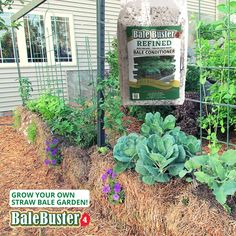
(0, 10, 77, 68)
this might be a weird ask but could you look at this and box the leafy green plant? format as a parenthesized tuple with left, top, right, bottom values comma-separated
(73, 100, 97, 148)
(97, 146, 109, 155)
(27, 122, 37, 143)
(98, 39, 126, 138)
(180, 150, 236, 211)
(185, 65, 200, 92)
(141, 112, 176, 137)
(140, 112, 201, 156)
(27, 94, 97, 148)
(113, 112, 201, 184)
(19, 77, 33, 106)
(27, 93, 65, 121)
(13, 110, 21, 128)
(0, 0, 24, 30)
(113, 133, 141, 173)
(135, 134, 189, 184)
(195, 0, 236, 152)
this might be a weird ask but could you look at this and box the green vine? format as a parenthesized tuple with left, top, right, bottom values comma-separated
(196, 0, 236, 153)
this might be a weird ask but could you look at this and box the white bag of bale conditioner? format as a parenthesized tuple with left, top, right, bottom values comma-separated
(118, 0, 188, 106)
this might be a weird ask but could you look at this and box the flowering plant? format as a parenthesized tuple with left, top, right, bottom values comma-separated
(44, 139, 62, 166)
(102, 168, 125, 205)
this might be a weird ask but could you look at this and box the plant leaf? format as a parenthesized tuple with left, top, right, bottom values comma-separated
(114, 162, 131, 174)
(221, 150, 236, 166)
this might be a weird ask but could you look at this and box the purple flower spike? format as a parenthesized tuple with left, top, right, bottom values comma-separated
(51, 148, 58, 157)
(101, 174, 107, 182)
(52, 138, 58, 144)
(113, 193, 119, 201)
(46, 146, 51, 152)
(111, 172, 117, 179)
(46, 141, 50, 145)
(103, 185, 111, 194)
(44, 159, 51, 165)
(51, 159, 57, 165)
(114, 183, 121, 193)
(106, 169, 113, 175)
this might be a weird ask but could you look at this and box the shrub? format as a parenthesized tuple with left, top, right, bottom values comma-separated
(27, 122, 37, 143)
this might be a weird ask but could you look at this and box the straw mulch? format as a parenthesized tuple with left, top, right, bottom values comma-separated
(0, 117, 133, 236)
(7, 108, 236, 236)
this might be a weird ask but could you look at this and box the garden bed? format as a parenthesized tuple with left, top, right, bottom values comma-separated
(15, 107, 236, 236)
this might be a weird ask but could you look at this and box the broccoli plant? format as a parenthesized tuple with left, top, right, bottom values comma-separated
(180, 149, 236, 211)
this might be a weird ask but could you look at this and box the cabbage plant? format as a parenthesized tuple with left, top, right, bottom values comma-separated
(135, 134, 188, 184)
(113, 133, 141, 173)
(113, 112, 201, 183)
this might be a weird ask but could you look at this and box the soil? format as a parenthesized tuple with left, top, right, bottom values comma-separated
(0, 117, 131, 236)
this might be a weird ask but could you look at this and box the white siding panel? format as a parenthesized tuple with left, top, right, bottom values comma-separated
(187, 0, 216, 15)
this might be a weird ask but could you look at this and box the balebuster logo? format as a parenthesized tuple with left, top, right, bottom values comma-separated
(9, 190, 90, 227)
(10, 211, 90, 227)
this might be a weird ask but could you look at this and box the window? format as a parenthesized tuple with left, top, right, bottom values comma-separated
(0, 13, 19, 63)
(0, 12, 75, 66)
(24, 14, 47, 62)
(51, 16, 72, 62)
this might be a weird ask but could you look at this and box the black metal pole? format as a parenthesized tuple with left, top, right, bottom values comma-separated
(97, 0, 106, 147)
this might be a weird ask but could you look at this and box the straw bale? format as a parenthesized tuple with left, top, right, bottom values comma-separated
(89, 151, 236, 236)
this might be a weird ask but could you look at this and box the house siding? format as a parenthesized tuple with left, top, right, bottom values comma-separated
(188, 0, 216, 16)
(0, 0, 121, 113)
(0, 0, 217, 113)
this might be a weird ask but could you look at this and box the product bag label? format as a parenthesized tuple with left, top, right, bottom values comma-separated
(126, 26, 182, 101)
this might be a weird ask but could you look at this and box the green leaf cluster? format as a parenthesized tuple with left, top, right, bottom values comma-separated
(26, 94, 97, 148)
(0, 0, 24, 30)
(113, 112, 201, 184)
(113, 133, 142, 173)
(180, 150, 236, 211)
(97, 39, 126, 138)
(196, 0, 236, 152)
(19, 77, 33, 106)
(13, 110, 21, 128)
(27, 122, 37, 144)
